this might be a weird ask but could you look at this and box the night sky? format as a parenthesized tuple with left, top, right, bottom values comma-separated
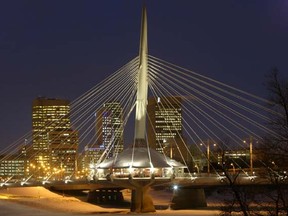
(0, 0, 288, 149)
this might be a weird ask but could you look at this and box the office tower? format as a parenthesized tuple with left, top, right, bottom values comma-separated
(79, 145, 105, 172)
(147, 96, 186, 162)
(49, 129, 78, 178)
(0, 155, 26, 177)
(96, 102, 124, 158)
(32, 97, 78, 178)
(0, 140, 31, 178)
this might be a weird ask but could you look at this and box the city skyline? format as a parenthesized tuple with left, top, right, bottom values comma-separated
(1, 1, 288, 149)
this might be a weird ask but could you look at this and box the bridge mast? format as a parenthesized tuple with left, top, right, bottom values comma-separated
(134, 6, 148, 144)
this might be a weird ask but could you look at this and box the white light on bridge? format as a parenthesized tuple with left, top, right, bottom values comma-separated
(190, 176, 197, 182)
(218, 176, 225, 182)
(64, 179, 72, 184)
(42, 181, 50, 185)
(128, 166, 134, 174)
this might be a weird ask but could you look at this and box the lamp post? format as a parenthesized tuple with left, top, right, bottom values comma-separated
(243, 136, 253, 174)
(249, 136, 253, 174)
(207, 141, 217, 174)
(201, 140, 217, 174)
(195, 164, 200, 174)
(207, 140, 210, 174)
(231, 163, 236, 174)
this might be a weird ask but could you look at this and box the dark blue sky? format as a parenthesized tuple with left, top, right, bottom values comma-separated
(0, 0, 288, 149)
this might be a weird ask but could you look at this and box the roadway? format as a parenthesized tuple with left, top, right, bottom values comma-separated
(0, 172, 284, 191)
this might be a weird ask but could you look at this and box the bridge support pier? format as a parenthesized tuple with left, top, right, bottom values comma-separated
(170, 188, 207, 209)
(130, 185, 155, 213)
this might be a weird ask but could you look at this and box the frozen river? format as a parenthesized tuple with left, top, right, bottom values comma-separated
(0, 187, 219, 216)
(0, 199, 218, 216)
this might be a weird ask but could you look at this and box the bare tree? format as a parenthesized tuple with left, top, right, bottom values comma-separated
(260, 68, 288, 215)
(217, 140, 254, 216)
(217, 69, 288, 216)
(264, 68, 288, 162)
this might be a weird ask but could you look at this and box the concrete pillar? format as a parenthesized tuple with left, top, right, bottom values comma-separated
(170, 188, 207, 209)
(130, 186, 155, 213)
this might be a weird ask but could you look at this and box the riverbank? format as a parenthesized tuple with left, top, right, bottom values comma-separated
(0, 187, 219, 215)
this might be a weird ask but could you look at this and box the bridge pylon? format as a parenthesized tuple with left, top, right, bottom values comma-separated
(93, 6, 186, 213)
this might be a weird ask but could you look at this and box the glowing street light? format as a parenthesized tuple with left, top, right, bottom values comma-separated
(195, 164, 200, 174)
(231, 163, 236, 174)
(201, 140, 217, 174)
(243, 136, 253, 174)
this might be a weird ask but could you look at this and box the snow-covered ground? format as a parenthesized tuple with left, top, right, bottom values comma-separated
(0, 187, 219, 216)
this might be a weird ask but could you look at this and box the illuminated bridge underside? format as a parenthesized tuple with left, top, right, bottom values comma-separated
(95, 143, 185, 212)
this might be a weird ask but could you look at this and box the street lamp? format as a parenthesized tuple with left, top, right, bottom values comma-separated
(207, 141, 217, 174)
(271, 161, 277, 169)
(243, 136, 253, 174)
(207, 141, 210, 174)
(194, 164, 200, 174)
(231, 163, 236, 174)
(200, 140, 217, 174)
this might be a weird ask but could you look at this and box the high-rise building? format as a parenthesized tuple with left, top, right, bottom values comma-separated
(79, 145, 104, 170)
(147, 96, 186, 162)
(96, 102, 124, 158)
(0, 154, 26, 178)
(0, 141, 33, 178)
(32, 97, 78, 178)
(49, 129, 78, 178)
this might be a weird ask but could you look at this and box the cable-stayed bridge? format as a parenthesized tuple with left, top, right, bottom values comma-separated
(0, 6, 287, 213)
